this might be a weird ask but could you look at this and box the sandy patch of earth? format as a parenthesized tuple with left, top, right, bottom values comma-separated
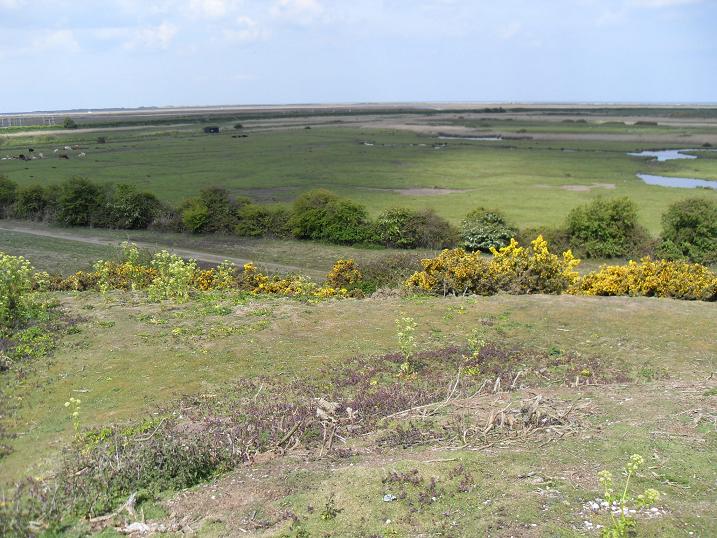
(536, 183, 616, 192)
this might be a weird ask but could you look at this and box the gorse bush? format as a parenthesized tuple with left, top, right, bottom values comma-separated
(658, 198, 717, 264)
(566, 197, 648, 258)
(326, 259, 362, 289)
(406, 236, 580, 296)
(460, 208, 516, 252)
(0, 252, 34, 328)
(574, 257, 717, 301)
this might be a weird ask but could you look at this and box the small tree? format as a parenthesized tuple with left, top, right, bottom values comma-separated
(14, 185, 49, 221)
(290, 189, 372, 244)
(460, 208, 516, 252)
(56, 177, 105, 226)
(566, 197, 646, 258)
(63, 117, 78, 129)
(107, 184, 160, 229)
(658, 198, 717, 264)
(374, 208, 456, 249)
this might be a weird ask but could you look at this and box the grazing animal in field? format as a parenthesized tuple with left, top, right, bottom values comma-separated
(38, 152, 44, 159)
(59, 154, 69, 160)
(78, 152, 86, 158)
(28, 148, 34, 152)
(19, 154, 26, 160)
(64, 146, 72, 151)
(53, 148, 59, 153)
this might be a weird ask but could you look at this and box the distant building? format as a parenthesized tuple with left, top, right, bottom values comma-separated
(203, 126, 220, 134)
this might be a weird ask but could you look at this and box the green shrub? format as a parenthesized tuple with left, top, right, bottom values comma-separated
(56, 177, 106, 226)
(106, 184, 160, 229)
(235, 204, 291, 238)
(0, 252, 34, 328)
(180, 188, 247, 234)
(290, 189, 372, 244)
(460, 208, 517, 252)
(13, 185, 49, 221)
(181, 198, 210, 233)
(0, 176, 17, 217)
(566, 197, 648, 258)
(374, 208, 456, 249)
(657, 198, 717, 264)
(62, 117, 77, 129)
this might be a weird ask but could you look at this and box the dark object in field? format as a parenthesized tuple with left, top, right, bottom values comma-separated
(203, 126, 220, 134)
(231, 134, 248, 138)
(18, 154, 27, 161)
(58, 154, 70, 160)
(97, 136, 107, 144)
(702, 142, 713, 148)
(28, 148, 34, 152)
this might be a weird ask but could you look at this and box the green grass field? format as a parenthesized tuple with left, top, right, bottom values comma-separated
(1, 292, 715, 536)
(2, 116, 717, 234)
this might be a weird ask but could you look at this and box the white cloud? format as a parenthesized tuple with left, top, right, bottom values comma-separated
(31, 30, 81, 53)
(188, 0, 237, 18)
(630, 0, 702, 6)
(271, 0, 324, 23)
(124, 22, 178, 50)
(224, 15, 270, 42)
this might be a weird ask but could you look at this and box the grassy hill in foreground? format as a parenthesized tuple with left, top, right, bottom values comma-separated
(1, 290, 715, 536)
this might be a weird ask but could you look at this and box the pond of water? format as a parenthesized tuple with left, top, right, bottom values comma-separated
(627, 148, 716, 189)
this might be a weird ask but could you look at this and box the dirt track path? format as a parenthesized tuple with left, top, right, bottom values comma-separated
(0, 223, 318, 276)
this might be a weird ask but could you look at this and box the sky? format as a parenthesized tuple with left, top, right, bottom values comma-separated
(0, 0, 715, 112)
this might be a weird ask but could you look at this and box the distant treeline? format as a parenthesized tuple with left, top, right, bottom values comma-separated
(0, 175, 715, 263)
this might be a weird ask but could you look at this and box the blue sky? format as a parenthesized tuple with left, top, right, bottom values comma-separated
(1, 0, 715, 112)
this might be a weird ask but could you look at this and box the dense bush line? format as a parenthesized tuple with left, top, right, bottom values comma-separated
(0, 175, 715, 262)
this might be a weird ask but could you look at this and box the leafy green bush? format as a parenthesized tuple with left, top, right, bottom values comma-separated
(290, 189, 372, 244)
(62, 117, 77, 129)
(180, 188, 248, 234)
(566, 197, 648, 258)
(657, 198, 717, 264)
(0, 176, 17, 217)
(56, 177, 107, 227)
(13, 185, 49, 221)
(460, 208, 517, 252)
(106, 184, 160, 229)
(235, 203, 291, 238)
(374, 208, 456, 249)
(0, 252, 34, 329)
(180, 198, 210, 233)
